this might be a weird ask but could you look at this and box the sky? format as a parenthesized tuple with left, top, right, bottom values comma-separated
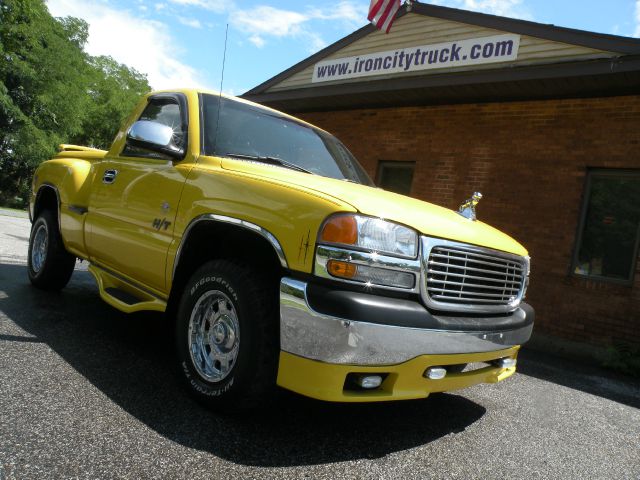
(45, 0, 640, 95)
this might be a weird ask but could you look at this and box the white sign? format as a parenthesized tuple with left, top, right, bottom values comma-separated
(312, 34, 520, 83)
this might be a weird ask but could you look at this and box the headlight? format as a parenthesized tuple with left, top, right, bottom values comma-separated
(319, 214, 418, 258)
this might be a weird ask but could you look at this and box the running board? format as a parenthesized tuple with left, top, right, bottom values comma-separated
(88, 264, 167, 313)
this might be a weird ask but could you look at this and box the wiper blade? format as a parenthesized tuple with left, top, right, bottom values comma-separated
(225, 153, 313, 175)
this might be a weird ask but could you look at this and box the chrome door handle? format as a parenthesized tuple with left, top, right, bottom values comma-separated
(102, 169, 118, 184)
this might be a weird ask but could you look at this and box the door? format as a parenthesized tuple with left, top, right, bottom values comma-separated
(86, 93, 193, 294)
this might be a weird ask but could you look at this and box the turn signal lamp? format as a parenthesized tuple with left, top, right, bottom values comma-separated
(327, 260, 357, 279)
(326, 260, 415, 289)
(320, 215, 358, 245)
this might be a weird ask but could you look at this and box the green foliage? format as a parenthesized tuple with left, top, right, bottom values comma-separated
(71, 56, 149, 149)
(604, 343, 640, 378)
(0, 0, 150, 207)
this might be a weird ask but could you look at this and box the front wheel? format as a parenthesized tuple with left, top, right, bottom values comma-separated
(175, 260, 278, 410)
(27, 209, 76, 290)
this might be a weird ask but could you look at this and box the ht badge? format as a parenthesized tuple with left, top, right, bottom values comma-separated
(152, 218, 171, 231)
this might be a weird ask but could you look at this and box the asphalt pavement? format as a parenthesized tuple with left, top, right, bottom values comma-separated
(1, 213, 639, 479)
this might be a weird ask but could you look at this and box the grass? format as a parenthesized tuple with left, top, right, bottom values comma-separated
(0, 204, 29, 218)
(0, 205, 28, 212)
(603, 343, 640, 378)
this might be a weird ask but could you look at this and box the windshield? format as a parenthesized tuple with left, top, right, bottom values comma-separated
(200, 94, 374, 185)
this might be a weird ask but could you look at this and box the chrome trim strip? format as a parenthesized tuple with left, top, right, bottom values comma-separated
(280, 277, 533, 365)
(420, 237, 530, 314)
(172, 214, 288, 280)
(315, 244, 421, 293)
(318, 241, 418, 260)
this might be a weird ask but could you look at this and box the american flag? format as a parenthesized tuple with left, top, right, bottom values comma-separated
(368, 0, 403, 34)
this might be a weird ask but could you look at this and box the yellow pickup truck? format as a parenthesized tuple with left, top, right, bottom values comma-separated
(28, 89, 533, 409)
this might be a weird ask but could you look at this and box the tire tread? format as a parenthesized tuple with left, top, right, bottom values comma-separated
(176, 259, 279, 410)
(28, 209, 76, 291)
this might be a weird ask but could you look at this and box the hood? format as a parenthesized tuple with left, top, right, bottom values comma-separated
(221, 159, 528, 257)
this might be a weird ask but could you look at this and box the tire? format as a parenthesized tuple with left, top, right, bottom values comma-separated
(27, 209, 76, 291)
(175, 259, 278, 410)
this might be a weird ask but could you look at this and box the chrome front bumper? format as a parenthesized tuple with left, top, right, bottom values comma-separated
(280, 277, 534, 366)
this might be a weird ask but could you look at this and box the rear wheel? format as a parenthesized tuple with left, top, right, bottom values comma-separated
(27, 209, 76, 290)
(175, 260, 278, 410)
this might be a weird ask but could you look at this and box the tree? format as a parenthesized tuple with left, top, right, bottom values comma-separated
(0, 0, 150, 207)
(71, 56, 149, 149)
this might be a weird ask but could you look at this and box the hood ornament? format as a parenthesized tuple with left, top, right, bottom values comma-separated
(458, 192, 482, 221)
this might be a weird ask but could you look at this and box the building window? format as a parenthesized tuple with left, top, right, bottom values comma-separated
(572, 169, 640, 284)
(377, 161, 415, 195)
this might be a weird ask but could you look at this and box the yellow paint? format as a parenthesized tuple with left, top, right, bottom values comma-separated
(58, 144, 107, 154)
(86, 158, 194, 291)
(30, 88, 530, 400)
(220, 158, 527, 256)
(165, 156, 356, 284)
(32, 88, 528, 312)
(86, 90, 199, 292)
(277, 348, 519, 402)
(88, 264, 167, 313)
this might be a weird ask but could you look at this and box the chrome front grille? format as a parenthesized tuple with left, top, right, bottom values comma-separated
(422, 239, 528, 313)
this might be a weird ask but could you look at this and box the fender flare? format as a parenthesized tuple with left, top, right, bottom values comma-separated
(33, 183, 62, 233)
(172, 214, 289, 282)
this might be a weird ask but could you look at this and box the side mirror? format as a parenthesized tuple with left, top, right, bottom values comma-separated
(126, 120, 184, 159)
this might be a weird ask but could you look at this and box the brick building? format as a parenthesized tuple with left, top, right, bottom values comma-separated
(243, 3, 640, 349)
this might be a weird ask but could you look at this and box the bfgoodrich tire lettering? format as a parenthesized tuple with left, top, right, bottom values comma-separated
(27, 209, 76, 291)
(175, 260, 278, 409)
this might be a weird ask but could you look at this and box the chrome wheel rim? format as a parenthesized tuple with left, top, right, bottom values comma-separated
(31, 224, 48, 273)
(188, 290, 240, 382)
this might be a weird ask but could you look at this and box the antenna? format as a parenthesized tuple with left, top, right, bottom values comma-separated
(212, 23, 229, 154)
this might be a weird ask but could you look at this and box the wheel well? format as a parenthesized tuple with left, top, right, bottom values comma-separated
(33, 186, 59, 221)
(168, 221, 286, 315)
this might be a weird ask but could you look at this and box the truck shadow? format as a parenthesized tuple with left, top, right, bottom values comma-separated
(516, 348, 640, 409)
(0, 261, 486, 467)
